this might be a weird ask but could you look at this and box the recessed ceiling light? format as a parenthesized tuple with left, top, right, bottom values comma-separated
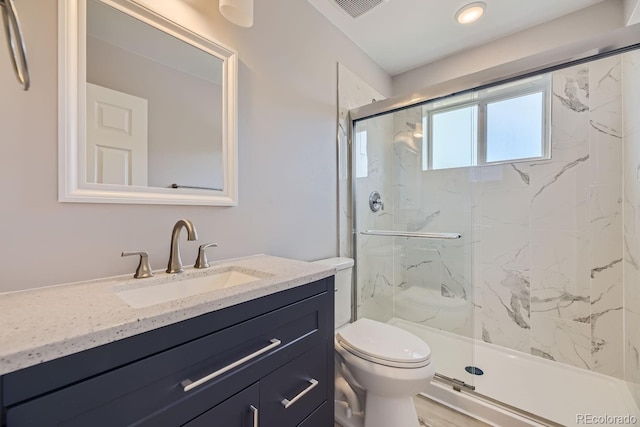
(455, 2, 486, 24)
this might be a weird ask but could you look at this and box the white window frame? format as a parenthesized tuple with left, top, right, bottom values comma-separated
(422, 75, 551, 171)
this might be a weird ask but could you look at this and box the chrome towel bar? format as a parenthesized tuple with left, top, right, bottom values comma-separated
(361, 230, 462, 239)
(1, 0, 29, 90)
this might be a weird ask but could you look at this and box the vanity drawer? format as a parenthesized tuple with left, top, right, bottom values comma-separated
(260, 344, 327, 427)
(183, 382, 259, 427)
(5, 293, 326, 427)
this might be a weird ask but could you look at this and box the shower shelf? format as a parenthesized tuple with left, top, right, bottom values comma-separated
(360, 230, 462, 239)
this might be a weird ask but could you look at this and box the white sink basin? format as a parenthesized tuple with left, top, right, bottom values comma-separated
(115, 268, 267, 308)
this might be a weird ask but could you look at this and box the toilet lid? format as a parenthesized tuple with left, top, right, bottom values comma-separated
(336, 318, 431, 368)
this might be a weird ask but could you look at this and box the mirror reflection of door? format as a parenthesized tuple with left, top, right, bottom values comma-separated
(86, 83, 148, 186)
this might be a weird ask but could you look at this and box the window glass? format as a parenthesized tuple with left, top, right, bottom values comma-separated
(486, 92, 544, 163)
(431, 105, 478, 170)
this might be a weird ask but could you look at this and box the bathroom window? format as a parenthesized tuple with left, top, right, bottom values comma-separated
(422, 74, 550, 171)
(431, 105, 478, 170)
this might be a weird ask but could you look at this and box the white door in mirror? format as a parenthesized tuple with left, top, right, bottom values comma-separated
(86, 83, 148, 186)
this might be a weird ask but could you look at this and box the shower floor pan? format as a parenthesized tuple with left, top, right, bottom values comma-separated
(390, 318, 639, 427)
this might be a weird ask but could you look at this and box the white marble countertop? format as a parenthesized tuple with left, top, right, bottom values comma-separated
(0, 255, 335, 376)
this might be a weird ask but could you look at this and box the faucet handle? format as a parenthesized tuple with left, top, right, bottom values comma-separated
(194, 243, 218, 269)
(122, 251, 154, 279)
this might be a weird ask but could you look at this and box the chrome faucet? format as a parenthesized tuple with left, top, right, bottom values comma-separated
(167, 219, 198, 273)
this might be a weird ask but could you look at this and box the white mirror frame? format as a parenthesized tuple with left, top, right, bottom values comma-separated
(58, 0, 238, 206)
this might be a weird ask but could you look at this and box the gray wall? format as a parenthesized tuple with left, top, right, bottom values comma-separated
(0, 0, 391, 292)
(392, 0, 624, 96)
(87, 36, 224, 189)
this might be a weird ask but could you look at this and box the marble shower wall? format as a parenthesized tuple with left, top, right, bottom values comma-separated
(337, 64, 385, 260)
(479, 58, 623, 377)
(353, 112, 397, 323)
(392, 110, 476, 338)
(363, 105, 477, 338)
(337, 64, 400, 323)
(341, 54, 634, 382)
(623, 49, 640, 407)
(526, 57, 623, 378)
(371, 57, 625, 378)
(340, 66, 474, 335)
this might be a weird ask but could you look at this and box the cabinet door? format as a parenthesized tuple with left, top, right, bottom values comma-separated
(298, 401, 330, 426)
(260, 345, 327, 427)
(184, 382, 259, 427)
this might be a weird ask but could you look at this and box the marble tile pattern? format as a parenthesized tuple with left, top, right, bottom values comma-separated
(354, 112, 398, 323)
(483, 58, 624, 377)
(346, 54, 631, 380)
(364, 103, 476, 337)
(337, 64, 389, 323)
(0, 255, 335, 375)
(337, 63, 385, 260)
(622, 49, 640, 407)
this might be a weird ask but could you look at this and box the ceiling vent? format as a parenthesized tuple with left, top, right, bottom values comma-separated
(333, 0, 385, 19)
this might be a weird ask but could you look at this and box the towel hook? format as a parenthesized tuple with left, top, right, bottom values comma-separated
(1, 0, 30, 90)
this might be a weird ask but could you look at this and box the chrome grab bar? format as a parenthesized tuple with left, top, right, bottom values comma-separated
(0, 0, 29, 90)
(181, 338, 282, 392)
(281, 379, 319, 409)
(361, 230, 462, 239)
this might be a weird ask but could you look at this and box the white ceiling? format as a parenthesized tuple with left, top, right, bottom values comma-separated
(308, 0, 607, 75)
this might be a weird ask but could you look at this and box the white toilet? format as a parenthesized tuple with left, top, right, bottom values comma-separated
(313, 257, 435, 427)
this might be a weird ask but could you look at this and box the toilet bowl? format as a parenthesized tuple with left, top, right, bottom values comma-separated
(335, 318, 435, 427)
(312, 258, 435, 427)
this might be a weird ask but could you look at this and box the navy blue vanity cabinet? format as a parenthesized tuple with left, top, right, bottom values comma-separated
(0, 276, 335, 427)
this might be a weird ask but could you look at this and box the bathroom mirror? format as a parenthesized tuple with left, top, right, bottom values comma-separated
(59, 0, 238, 205)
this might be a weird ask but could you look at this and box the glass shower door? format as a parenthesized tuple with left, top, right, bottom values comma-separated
(353, 103, 477, 390)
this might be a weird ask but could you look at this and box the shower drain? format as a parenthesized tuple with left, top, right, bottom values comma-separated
(465, 366, 484, 375)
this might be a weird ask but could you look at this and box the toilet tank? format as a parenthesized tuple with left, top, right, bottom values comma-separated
(312, 257, 354, 329)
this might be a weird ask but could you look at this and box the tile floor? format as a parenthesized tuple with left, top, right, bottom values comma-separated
(335, 395, 490, 427)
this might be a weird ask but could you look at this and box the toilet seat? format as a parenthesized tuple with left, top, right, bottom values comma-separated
(336, 318, 431, 368)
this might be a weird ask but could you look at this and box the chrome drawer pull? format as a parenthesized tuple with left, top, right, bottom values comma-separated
(181, 338, 282, 392)
(280, 379, 319, 409)
(250, 405, 258, 427)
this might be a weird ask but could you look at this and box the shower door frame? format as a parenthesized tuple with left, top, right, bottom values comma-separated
(350, 24, 640, 123)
